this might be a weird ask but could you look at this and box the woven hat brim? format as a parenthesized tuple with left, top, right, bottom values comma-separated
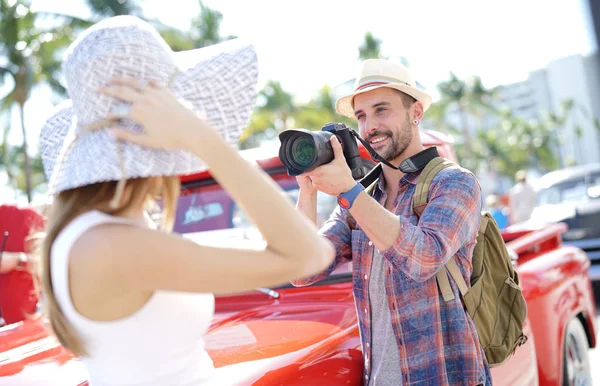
(40, 40, 258, 194)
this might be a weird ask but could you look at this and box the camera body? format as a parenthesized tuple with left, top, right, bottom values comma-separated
(278, 123, 365, 180)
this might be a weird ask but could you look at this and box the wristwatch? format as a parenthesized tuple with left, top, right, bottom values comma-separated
(337, 183, 364, 209)
(17, 252, 28, 267)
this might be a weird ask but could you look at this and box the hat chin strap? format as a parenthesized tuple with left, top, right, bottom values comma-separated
(349, 130, 439, 173)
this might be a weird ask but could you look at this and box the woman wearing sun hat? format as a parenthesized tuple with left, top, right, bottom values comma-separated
(37, 15, 334, 385)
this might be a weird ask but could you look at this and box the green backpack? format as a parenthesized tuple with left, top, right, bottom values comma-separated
(362, 157, 528, 367)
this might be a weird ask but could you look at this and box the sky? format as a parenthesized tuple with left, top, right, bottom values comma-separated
(1, 0, 598, 201)
(151, 0, 598, 98)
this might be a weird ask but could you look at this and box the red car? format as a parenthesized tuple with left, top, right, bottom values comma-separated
(0, 129, 597, 385)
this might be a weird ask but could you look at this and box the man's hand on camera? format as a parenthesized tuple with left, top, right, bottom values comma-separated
(296, 174, 316, 196)
(307, 136, 356, 196)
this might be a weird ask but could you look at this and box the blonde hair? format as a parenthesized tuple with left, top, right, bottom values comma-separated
(37, 176, 180, 356)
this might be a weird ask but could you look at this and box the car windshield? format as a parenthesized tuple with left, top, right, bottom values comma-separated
(537, 171, 600, 205)
(173, 175, 339, 234)
(231, 188, 338, 229)
(172, 173, 352, 283)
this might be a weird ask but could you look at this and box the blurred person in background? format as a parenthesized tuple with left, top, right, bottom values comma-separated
(485, 194, 509, 230)
(0, 203, 44, 325)
(509, 170, 537, 225)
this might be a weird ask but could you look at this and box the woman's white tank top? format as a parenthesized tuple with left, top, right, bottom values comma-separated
(51, 210, 216, 386)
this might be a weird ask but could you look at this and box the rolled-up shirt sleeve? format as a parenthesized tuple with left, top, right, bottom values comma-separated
(291, 205, 353, 287)
(381, 168, 482, 282)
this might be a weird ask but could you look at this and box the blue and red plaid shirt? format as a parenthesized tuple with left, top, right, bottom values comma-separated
(292, 165, 492, 385)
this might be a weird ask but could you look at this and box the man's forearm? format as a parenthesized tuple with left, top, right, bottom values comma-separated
(296, 189, 318, 225)
(348, 170, 482, 282)
(0, 252, 24, 273)
(348, 191, 401, 251)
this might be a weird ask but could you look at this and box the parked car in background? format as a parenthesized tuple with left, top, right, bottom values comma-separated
(0, 129, 597, 386)
(528, 163, 600, 286)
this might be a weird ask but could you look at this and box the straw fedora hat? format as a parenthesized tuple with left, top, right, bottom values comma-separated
(335, 59, 432, 119)
(40, 16, 259, 196)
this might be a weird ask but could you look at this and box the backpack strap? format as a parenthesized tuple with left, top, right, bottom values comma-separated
(412, 157, 458, 301)
(436, 256, 469, 302)
(445, 257, 478, 312)
(413, 157, 455, 217)
(437, 215, 490, 304)
(479, 214, 489, 233)
(445, 257, 468, 296)
(436, 266, 456, 301)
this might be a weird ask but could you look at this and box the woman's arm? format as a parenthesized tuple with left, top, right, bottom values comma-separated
(91, 78, 335, 294)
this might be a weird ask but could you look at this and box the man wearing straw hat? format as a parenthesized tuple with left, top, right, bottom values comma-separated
(293, 59, 491, 385)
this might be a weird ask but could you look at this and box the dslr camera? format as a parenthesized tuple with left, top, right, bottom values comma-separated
(278, 123, 366, 180)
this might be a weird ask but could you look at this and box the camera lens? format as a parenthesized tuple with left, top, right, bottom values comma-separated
(290, 137, 316, 168)
(278, 129, 335, 176)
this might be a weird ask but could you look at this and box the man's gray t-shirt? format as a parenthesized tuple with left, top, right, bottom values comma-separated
(368, 250, 402, 386)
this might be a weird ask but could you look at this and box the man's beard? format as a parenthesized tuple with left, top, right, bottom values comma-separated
(366, 113, 413, 162)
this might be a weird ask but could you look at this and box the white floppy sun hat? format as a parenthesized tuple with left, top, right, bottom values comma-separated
(335, 59, 432, 119)
(40, 15, 259, 196)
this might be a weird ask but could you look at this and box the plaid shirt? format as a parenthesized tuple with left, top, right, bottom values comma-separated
(292, 166, 492, 385)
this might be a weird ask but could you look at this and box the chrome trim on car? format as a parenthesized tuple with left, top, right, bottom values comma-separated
(588, 265, 600, 281)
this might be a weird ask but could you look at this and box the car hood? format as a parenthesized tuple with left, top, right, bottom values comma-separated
(210, 297, 357, 356)
(530, 199, 600, 222)
(2, 230, 360, 385)
(0, 319, 88, 385)
(205, 294, 360, 384)
(526, 200, 600, 241)
(1, 285, 361, 385)
(530, 202, 579, 224)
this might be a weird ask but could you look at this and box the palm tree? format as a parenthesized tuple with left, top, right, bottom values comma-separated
(190, 1, 236, 47)
(433, 73, 497, 166)
(293, 85, 356, 131)
(358, 32, 382, 60)
(333, 32, 383, 108)
(85, 0, 235, 52)
(357, 31, 410, 67)
(0, 0, 88, 202)
(239, 81, 296, 149)
(312, 85, 335, 113)
(238, 110, 277, 149)
(257, 80, 296, 131)
(539, 99, 600, 168)
(0, 141, 46, 197)
(292, 85, 337, 131)
(476, 110, 559, 178)
(157, 1, 235, 51)
(85, 0, 140, 18)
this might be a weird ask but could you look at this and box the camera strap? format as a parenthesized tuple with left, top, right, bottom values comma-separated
(350, 130, 399, 170)
(398, 146, 440, 172)
(350, 130, 440, 172)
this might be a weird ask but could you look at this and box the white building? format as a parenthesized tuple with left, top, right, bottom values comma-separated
(496, 52, 600, 168)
